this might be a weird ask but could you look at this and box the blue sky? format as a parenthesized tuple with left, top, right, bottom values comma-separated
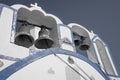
(1, 0, 120, 74)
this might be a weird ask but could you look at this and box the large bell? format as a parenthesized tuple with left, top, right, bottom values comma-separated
(34, 27, 54, 49)
(80, 36, 90, 50)
(15, 24, 34, 48)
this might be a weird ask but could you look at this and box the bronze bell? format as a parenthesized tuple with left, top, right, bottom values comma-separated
(14, 24, 34, 48)
(34, 27, 54, 49)
(80, 36, 90, 50)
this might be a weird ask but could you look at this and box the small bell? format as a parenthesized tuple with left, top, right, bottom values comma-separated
(80, 36, 90, 50)
(74, 39, 80, 46)
(73, 33, 81, 46)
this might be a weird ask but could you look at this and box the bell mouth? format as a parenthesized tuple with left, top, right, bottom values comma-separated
(34, 38, 54, 49)
(80, 45, 89, 50)
(15, 34, 34, 48)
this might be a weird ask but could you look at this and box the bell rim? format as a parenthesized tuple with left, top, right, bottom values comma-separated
(34, 38, 54, 49)
(80, 45, 90, 50)
(14, 33, 34, 48)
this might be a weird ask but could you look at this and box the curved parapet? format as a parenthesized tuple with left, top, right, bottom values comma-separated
(0, 48, 109, 80)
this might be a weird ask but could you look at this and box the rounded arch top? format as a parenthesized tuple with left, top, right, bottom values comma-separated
(68, 23, 90, 37)
(11, 4, 63, 24)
